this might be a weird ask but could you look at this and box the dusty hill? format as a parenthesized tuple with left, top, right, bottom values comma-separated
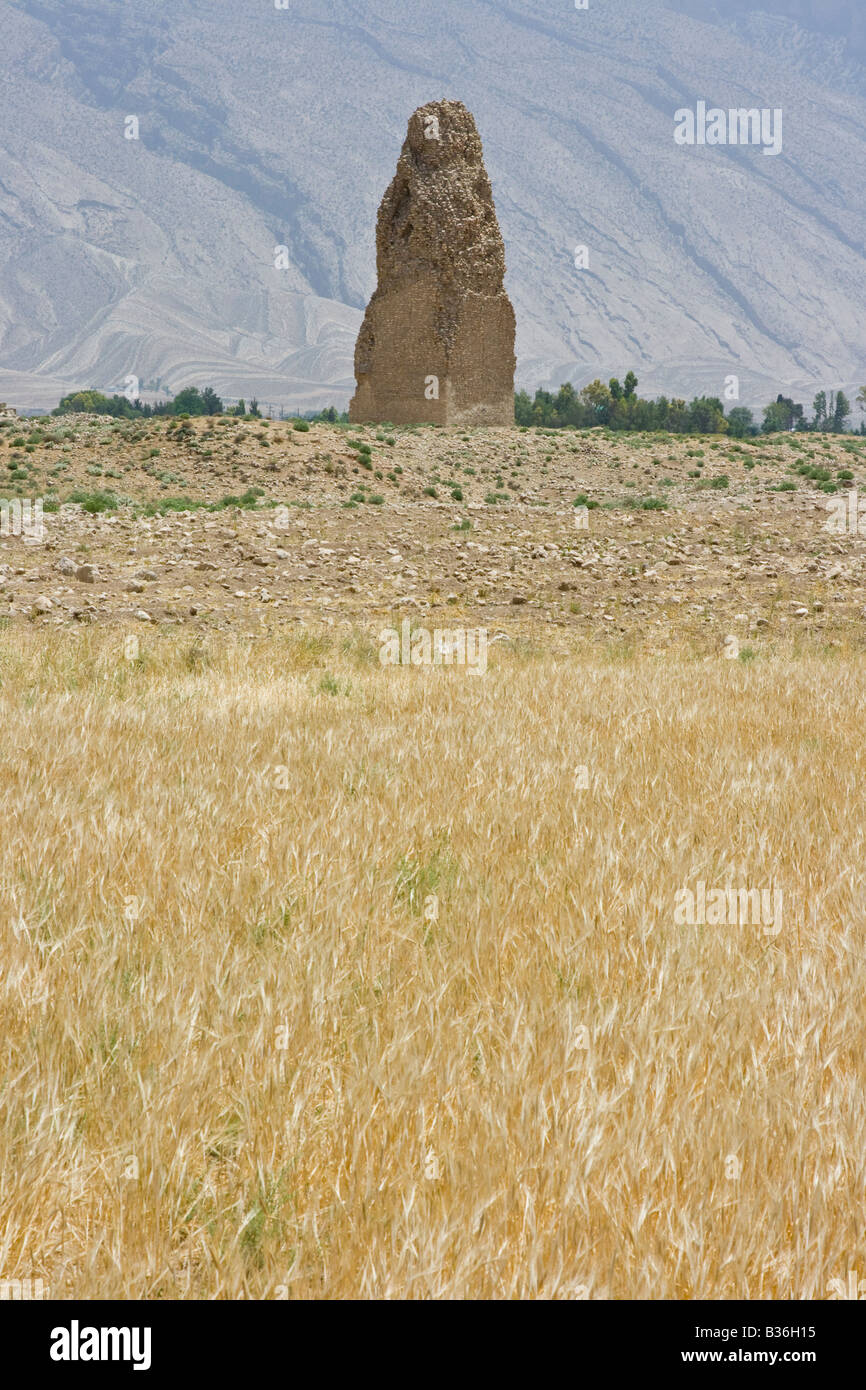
(2, 416, 866, 650)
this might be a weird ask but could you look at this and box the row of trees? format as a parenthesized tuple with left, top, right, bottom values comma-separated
(761, 390, 858, 434)
(515, 378, 740, 433)
(515, 376, 866, 435)
(52, 387, 262, 418)
(51, 387, 351, 422)
(52, 377, 866, 436)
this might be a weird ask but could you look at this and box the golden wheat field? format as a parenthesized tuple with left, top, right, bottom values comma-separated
(1, 627, 865, 1300)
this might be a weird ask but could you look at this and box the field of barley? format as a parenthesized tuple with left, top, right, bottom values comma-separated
(1, 627, 865, 1299)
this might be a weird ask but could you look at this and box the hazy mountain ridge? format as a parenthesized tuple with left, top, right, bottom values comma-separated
(673, 1, 866, 62)
(1, 0, 864, 413)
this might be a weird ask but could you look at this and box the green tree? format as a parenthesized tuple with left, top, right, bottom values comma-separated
(726, 406, 755, 437)
(762, 395, 802, 433)
(554, 382, 575, 418)
(687, 397, 728, 433)
(832, 390, 851, 433)
(171, 387, 206, 416)
(762, 400, 788, 433)
(631, 396, 656, 430)
(53, 389, 135, 417)
(623, 370, 638, 400)
(812, 391, 828, 430)
(580, 379, 613, 424)
(664, 398, 688, 432)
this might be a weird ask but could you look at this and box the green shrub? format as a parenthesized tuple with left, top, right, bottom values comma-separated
(66, 489, 118, 513)
(214, 488, 263, 510)
(142, 496, 207, 516)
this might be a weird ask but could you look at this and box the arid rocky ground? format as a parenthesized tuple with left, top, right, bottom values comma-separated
(2, 413, 866, 654)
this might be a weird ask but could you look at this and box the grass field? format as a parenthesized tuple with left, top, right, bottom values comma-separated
(2, 627, 864, 1298)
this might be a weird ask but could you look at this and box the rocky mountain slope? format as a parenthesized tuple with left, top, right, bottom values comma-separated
(1, 0, 864, 413)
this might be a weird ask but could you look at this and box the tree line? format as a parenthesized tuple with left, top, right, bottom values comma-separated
(52, 378, 866, 435)
(51, 388, 350, 423)
(52, 387, 261, 418)
(515, 376, 866, 435)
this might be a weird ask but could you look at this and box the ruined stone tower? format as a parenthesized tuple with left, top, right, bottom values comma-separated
(349, 100, 516, 427)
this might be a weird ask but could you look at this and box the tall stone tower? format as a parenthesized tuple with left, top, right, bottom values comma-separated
(349, 100, 516, 427)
